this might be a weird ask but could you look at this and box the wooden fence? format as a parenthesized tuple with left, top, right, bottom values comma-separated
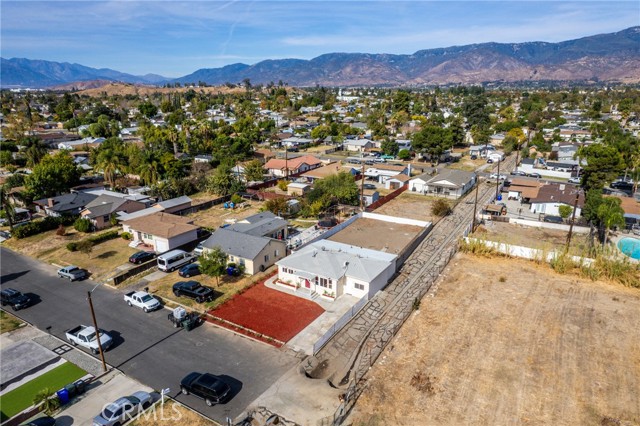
(365, 184, 407, 211)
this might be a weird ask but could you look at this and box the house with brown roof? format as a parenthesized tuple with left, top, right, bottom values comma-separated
(529, 183, 584, 217)
(253, 148, 276, 163)
(300, 162, 358, 183)
(80, 194, 146, 230)
(122, 212, 199, 253)
(507, 178, 545, 202)
(264, 155, 323, 178)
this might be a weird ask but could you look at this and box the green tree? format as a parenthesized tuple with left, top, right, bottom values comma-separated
(578, 144, 625, 192)
(74, 217, 93, 233)
(558, 204, 573, 220)
(381, 139, 399, 157)
(311, 171, 359, 205)
(138, 151, 161, 185)
(206, 163, 244, 196)
(26, 151, 81, 200)
(0, 184, 16, 229)
(264, 197, 289, 216)
(138, 101, 158, 118)
(243, 160, 265, 182)
(200, 246, 228, 286)
(431, 199, 452, 217)
(95, 148, 126, 188)
(398, 149, 412, 161)
(596, 197, 625, 247)
(77, 239, 94, 258)
(412, 125, 452, 164)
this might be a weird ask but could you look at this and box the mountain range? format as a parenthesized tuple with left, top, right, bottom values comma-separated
(2, 27, 639, 88)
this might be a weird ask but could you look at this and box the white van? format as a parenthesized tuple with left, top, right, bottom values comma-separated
(157, 249, 195, 272)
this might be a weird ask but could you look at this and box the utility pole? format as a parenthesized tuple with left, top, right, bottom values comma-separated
(472, 175, 480, 232)
(87, 291, 107, 373)
(565, 190, 581, 251)
(359, 151, 365, 211)
(284, 145, 289, 180)
(495, 159, 501, 201)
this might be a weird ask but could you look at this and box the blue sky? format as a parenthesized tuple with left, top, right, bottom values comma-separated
(1, 1, 638, 77)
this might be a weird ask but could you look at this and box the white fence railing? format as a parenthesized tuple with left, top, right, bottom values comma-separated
(313, 294, 369, 355)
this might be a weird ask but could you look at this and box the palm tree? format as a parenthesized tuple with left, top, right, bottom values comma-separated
(0, 184, 16, 229)
(138, 151, 160, 185)
(95, 148, 124, 189)
(33, 387, 60, 415)
(597, 197, 626, 248)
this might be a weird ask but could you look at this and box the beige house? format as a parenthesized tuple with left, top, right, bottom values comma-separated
(122, 212, 199, 253)
(80, 194, 146, 230)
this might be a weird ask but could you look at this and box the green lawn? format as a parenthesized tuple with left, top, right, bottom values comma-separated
(0, 310, 24, 334)
(0, 362, 87, 421)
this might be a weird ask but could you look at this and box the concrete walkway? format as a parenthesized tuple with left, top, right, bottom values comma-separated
(264, 275, 361, 355)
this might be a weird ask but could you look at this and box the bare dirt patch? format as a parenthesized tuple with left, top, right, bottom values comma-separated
(186, 201, 265, 230)
(372, 192, 443, 224)
(327, 218, 423, 254)
(350, 253, 640, 426)
(131, 400, 214, 426)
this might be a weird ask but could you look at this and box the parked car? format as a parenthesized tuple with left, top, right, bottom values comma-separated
(179, 263, 201, 278)
(92, 391, 152, 426)
(172, 281, 214, 303)
(527, 172, 542, 178)
(568, 177, 581, 184)
(486, 158, 494, 164)
(1, 288, 32, 311)
(611, 180, 634, 191)
(510, 170, 527, 176)
(124, 291, 161, 312)
(65, 325, 113, 354)
(489, 173, 507, 181)
(543, 215, 564, 224)
(57, 266, 88, 281)
(23, 416, 57, 426)
(129, 251, 155, 264)
(193, 242, 204, 257)
(362, 183, 377, 190)
(470, 155, 478, 160)
(180, 372, 231, 406)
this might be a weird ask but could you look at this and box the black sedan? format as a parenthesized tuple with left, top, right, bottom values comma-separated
(180, 372, 231, 406)
(178, 263, 201, 278)
(1, 288, 32, 311)
(129, 251, 156, 264)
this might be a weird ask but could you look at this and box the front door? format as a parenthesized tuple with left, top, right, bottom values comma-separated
(304, 279, 311, 289)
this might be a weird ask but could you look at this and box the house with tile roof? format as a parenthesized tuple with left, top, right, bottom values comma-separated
(264, 155, 323, 177)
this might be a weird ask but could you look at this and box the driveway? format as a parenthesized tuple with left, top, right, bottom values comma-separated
(53, 370, 155, 426)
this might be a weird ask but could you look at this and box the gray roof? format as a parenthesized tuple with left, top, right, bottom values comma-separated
(276, 240, 396, 282)
(34, 192, 97, 213)
(83, 194, 129, 218)
(426, 169, 475, 188)
(229, 212, 287, 237)
(202, 229, 273, 260)
(156, 195, 192, 209)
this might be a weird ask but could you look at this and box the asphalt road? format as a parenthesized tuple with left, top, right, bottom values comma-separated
(0, 247, 297, 423)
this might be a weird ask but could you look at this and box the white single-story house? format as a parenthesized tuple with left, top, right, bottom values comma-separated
(384, 174, 411, 190)
(201, 228, 287, 275)
(122, 212, 199, 253)
(343, 139, 374, 152)
(529, 183, 584, 217)
(364, 164, 410, 184)
(409, 169, 476, 199)
(275, 240, 397, 301)
(487, 151, 505, 162)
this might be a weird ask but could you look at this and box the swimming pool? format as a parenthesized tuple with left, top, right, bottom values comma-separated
(617, 237, 640, 260)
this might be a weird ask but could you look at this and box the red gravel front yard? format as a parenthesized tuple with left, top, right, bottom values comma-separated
(209, 282, 324, 343)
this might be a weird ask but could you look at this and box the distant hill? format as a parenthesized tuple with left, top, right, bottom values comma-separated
(0, 58, 168, 88)
(3, 27, 639, 88)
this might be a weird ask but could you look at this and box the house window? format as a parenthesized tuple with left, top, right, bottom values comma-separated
(264, 254, 270, 262)
(102, 215, 109, 221)
(316, 277, 330, 288)
(143, 233, 152, 239)
(275, 249, 280, 257)
(354, 282, 365, 291)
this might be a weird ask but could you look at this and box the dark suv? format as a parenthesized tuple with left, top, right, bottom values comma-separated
(180, 372, 231, 406)
(172, 281, 214, 303)
(1, 288, 32, 311)
(543, 215, 564, 224)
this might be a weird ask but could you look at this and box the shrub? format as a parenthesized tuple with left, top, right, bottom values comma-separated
(277, 180, 289, 191)
(12, 215, 76, 239)
(230, 194, 242, 205)
(73, 217, 93, 233)
(121, 231, 132, 240)
(431, 199, 452, 217)
(66, 242, 78, 252)
(56, 224, 66, 236)
(87, 229, 119, 244)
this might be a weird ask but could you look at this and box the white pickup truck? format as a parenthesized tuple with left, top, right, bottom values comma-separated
(65, 325, 113, 354)
(124, 291, 161, 313)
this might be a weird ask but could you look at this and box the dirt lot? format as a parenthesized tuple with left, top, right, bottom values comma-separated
(350, 253, 640, 426)
(327, 217, 423, 255)
(131, 400, 214, 426)
(373, 191, 446, 224)
(186, 201, 265, 229)
(475, 220, 592, 256)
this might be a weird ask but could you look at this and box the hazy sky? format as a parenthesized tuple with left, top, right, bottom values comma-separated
(2, 1, 638, 77)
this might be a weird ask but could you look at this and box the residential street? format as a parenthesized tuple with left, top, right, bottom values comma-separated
(0, 247, 298, 423)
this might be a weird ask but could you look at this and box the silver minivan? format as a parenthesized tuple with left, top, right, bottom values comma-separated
(157, 249, 195, 272)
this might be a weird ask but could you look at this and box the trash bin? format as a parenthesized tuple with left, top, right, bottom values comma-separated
(56, 388, 70, 405)
(64, 383, 77, 398)
(74, 379, 86, 394)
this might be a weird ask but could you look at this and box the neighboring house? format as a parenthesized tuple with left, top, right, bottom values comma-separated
(33, 192, 98, 217)
(610, 195, 640, 229)
(364, 164, 410, 184)
(409, 169, 476, 199)
(287, 182, 311, 196)
(264, 155, 323, 178)
(227, 211, 288, 240)
(489, 133, 506, 145)
(253, 149, 276, 163)
(469, 144, 496, 158)
(530, 183, 584, 216)
(122, 212, 199, 253)
(487, 151, 505, 162)
(343, 139, 374, 152)
(80, 194, 146, 229)
(384, 174, 411, 190)
(552, 143, 579, 162)
(362, 189, 379, 207)
(201, 228, 287, 275)
(507, 178, 544, 202)
(154, 195, 192, 214)
(275, 240, 397, 300)
(194, 155, 213, 163)
(57, 137, 105, 150)
(300, 162, 356, 183)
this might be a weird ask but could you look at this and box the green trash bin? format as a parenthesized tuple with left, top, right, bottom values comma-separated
(64, 383, 77, 398)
